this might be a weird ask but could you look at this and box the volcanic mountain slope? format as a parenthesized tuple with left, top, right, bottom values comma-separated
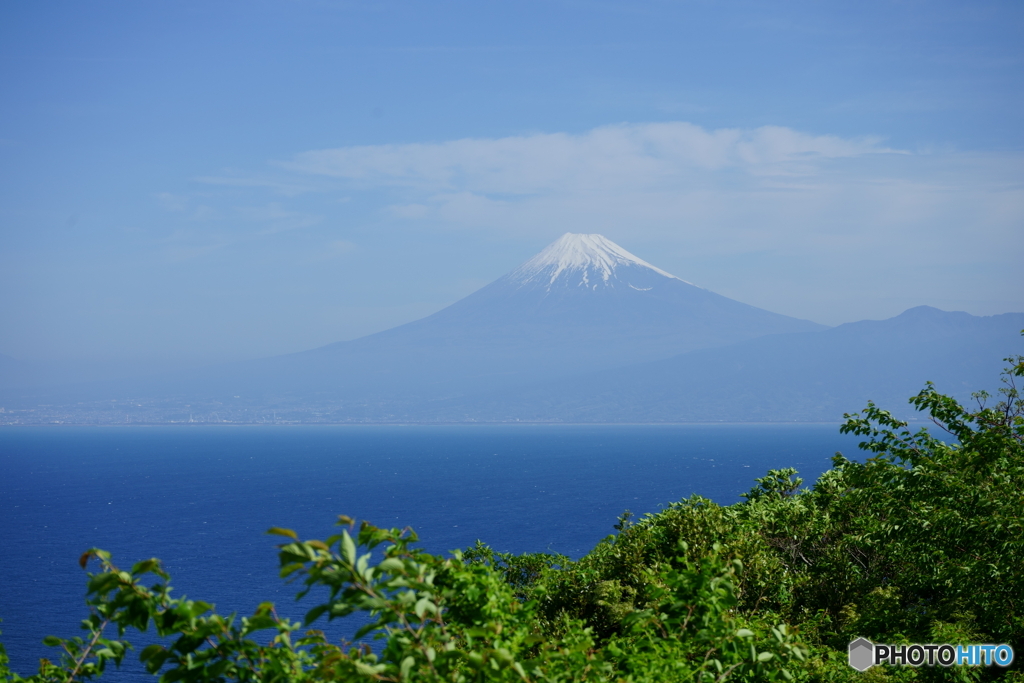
(426, 306, 1024, 423)
(185, 233, 826, 401)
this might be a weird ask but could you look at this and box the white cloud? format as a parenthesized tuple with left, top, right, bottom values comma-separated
(275, 124, 1021, 268)
(236, 203, 322, 234)
(215, 121, 1022, 324)
(283, 122, 901, 194)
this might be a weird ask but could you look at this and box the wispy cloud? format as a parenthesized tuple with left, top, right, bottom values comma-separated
(155, 202, 323, 262)
(272, 123, 1021, 261)
(155, 192, 189, 212)
(307, 239, 357, 263)
(236, 203, 322, 234)
(283, 122, 902, 194)
(194, 175, 319, 197)
(158, 121, 1022, 322)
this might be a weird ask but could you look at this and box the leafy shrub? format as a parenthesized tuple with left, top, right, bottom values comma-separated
(2, 353, 1021, 682)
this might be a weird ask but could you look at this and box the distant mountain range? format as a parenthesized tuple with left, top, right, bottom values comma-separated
(423, 305, 1024, 423)
(1, 234, 1021, 424)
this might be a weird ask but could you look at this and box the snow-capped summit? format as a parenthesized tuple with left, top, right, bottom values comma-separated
(508, 233, 692, 291)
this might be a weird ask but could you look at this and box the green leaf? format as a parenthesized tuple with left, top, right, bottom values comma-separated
(131, 558, 161, 576)
(400, 655, 415, 680)
(304, 604, 328, 626)
(354, 661, 387, 676)
(267, 527, 299, 540)
(341, 531, 356, 565)
(379, 558, 405, 573)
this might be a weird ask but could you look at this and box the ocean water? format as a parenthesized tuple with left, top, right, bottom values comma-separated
(0, 424, 863, 676)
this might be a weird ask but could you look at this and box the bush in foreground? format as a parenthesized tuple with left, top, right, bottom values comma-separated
(1, 354, 1021, 682)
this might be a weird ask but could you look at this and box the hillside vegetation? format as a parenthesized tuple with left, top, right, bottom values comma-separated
(2, 352, 1022, 682)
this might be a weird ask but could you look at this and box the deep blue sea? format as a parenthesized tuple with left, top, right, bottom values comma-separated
(0, 424, 864, 677)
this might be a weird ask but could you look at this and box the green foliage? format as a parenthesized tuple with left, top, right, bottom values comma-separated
(1, 520, 804, 683)
(740, 469, 803, 503)
(3, 352, 1022, 681)
(0, 632, 11, 682)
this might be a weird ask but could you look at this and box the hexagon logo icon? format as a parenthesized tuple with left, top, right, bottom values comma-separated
(848, 638, 874, 671)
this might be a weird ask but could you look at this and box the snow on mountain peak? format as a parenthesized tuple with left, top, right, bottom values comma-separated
(509, 233, 687, 289)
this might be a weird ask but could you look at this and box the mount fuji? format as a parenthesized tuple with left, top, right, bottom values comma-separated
(1, 234, 831, 418)
(6, 234, 1019, 424)
(168, 233, 825, 406)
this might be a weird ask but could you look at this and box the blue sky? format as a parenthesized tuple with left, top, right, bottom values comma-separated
(1, 0, 1022, 368)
